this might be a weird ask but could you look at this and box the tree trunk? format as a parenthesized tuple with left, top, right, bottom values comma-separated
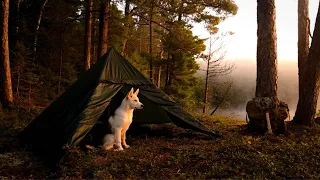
(92, 13, 98, 65)
(167, 54, 174, 86)
(203, 35, 212, 113)
(294, 1, 320, 125)
(28, 82, 31, 101)
(15, 0, 20, 35)
(33, 0, 49, 62)
(16, 66, 20, 98)
(0, 0, 14, 107)
(165, 54, 170, 89)
(97, 0, 110, 59)
(121, 0, 130, 56)
(139, 25, 142, 54)
(58, 46, 63, 95)
(157, 65, 161, 88)
(178, 0, 184, 21)
(168, 64, 173, 86)
(298, 0, 310, 103)
(83, 0, 93, 71)
(255, 0, 278, 100)
(58, 30, 64, 95)
(149, 0, 154, 83)
(8, 0, 21, 46)
(247, 0, 280, 133)
(203, 57, 209, 113)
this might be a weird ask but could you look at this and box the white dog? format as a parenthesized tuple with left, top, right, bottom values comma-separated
(102, 88, 144, 151)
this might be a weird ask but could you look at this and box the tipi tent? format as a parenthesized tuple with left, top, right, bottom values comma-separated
(20, 48, 218, 165)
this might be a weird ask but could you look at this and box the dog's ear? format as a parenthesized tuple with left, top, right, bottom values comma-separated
(127, 88, 134, 99)
(134, 88, 139, 95)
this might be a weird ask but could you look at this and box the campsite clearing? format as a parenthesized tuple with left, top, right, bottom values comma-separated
(19, 48, 217, 167)
(2, 109, 320, 179)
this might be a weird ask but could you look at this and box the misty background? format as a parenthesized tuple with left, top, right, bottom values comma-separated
(196, 59, 316, 120)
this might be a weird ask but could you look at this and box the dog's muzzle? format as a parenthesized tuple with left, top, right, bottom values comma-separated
(134, 103, 144, 109)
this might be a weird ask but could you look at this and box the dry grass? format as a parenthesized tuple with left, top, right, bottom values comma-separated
(2, 109, 320, 179)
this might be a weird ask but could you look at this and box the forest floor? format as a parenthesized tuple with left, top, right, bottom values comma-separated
(1, 107, 320, 179)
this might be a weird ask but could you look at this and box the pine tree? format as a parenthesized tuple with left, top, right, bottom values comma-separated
(294, 1, 320, 125)
(1, 0, 14, 107)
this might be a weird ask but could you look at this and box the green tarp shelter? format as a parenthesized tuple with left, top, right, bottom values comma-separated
(20, 48, 218, 166)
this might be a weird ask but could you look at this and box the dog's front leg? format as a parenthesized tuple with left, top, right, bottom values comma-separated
(121, 131, 130, 148)
(114, 127, 124, 151)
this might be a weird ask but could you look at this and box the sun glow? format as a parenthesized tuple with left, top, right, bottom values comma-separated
(193, 0, 320, 62)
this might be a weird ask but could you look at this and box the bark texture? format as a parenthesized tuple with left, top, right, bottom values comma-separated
(98, 0, 110, 59)
(298, 0, 310, 100)
(149, 0, 154, 82)
(255, 0, 278, 100)
(294, 1, 320, 125)
(33, 0, 49, 61)
(121, 0, 130, 56)
(83, 0, 93, 71)
(1, 0, 14, 106)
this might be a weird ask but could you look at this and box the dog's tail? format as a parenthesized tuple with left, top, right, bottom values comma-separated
(102, 134, 115, 150)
